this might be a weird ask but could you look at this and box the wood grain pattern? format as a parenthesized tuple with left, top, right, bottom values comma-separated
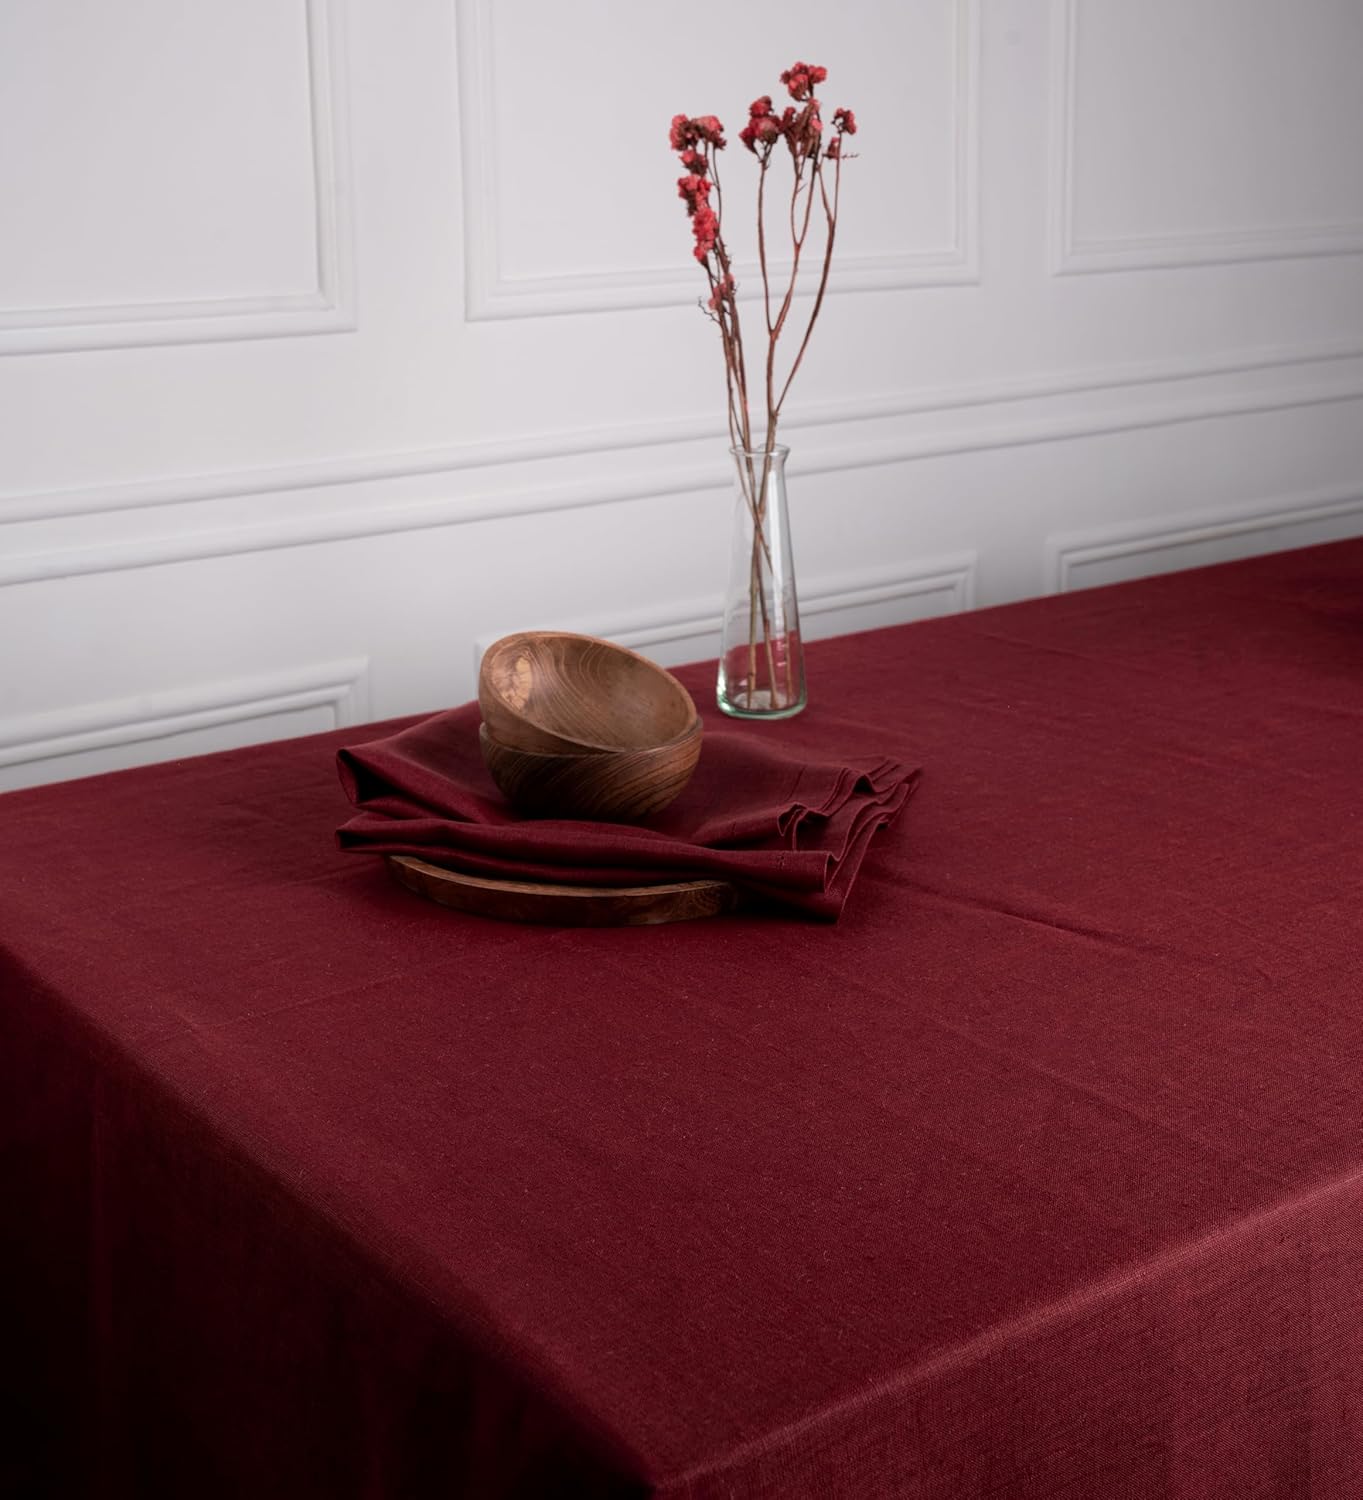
(478, 720, 702, 821)
(387, 855, 738, 926)
(479, 631, 698, 754)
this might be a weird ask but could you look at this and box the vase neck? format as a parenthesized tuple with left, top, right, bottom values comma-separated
(730, 443, 789, 466)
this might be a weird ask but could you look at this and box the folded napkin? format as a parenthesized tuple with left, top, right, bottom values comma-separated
(336, 703, 920, 919)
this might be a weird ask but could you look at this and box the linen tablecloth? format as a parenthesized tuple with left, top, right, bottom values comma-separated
(3, 540, 1362, 1498)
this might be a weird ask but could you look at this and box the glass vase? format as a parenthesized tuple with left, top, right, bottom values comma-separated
(716, 444, 807, 719)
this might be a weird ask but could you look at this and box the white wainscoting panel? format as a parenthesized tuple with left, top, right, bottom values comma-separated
(0, 0, 353, 353)
(1048, 487, 1363, 594)
(1051, 0, 1363, 274)
(0, 660, 369, 793)
(459, 0, 980, 319)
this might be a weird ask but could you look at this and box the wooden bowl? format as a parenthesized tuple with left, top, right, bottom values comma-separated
(479, 632, 698, 755)
(479, 720, 702, 821)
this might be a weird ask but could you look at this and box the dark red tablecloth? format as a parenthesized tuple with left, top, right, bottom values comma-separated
(3, 541, 1362, 1499)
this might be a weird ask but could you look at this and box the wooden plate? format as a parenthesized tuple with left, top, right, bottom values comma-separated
(387, 855, 739, 926)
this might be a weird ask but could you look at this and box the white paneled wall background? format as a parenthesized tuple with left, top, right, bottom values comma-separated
(2, 0, 1361, 790)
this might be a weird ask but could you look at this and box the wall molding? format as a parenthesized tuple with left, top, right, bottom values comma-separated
(0, 657, 370, 770)
(2, 355, 1361, 590)
(1046, 486, 1363, 593)
(801, 554, 976, 620)
(1047, 0, 1363, 276)
(5, 335, 1362, 529)
(0, 0, 355, 355)
(457, 0, 980, 320)
(473, 555, 977, 672)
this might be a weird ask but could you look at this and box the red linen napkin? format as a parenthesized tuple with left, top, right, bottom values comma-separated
(336, 703, 919, 918)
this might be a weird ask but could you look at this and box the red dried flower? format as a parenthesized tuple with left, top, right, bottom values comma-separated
(680, 147, 707, 175)
(784, 101, 823, 159)
(677, 173, 711, 213)
(739, 96, 783, 153)
(691, 202, 718, 261)
(833, 107, 857, 135)
(779, 61, 827, 101)
(670, 114, 727, 153)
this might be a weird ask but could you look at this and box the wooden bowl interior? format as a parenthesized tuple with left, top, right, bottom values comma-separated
(480, 633, 697, 753)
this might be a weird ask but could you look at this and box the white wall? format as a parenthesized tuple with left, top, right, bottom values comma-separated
(2, 0, 1362, 791)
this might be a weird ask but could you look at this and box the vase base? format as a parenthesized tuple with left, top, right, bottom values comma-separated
(716, 690, 807, 721)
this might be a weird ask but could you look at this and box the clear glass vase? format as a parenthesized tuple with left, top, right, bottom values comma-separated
(716, 444, 807, 719)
